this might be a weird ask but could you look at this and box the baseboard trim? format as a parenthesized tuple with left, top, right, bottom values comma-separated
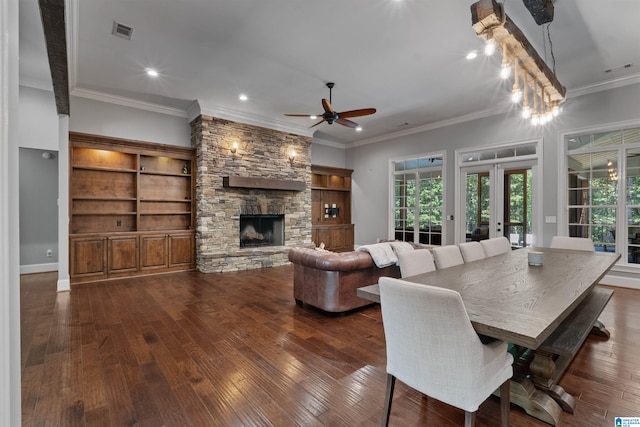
(20, 263, 58, 274)
(603, 272, 640, 290)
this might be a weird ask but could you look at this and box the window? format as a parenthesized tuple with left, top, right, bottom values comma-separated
(392, 154, 444, 245)
(564, 126, 640, 264)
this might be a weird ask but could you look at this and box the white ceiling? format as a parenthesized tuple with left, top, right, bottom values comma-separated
(19, 0, 640, 146)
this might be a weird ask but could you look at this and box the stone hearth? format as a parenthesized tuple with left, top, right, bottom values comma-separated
(191, 115, 313, 272)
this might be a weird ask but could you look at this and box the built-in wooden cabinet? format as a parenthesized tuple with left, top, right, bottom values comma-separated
(69, 132, 196, 284)
(311, 165, 354, 252)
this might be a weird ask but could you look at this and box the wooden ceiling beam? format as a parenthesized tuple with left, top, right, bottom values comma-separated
(38, 0, 70, 115)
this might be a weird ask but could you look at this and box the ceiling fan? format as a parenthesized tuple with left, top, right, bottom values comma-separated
(285, 82, 376, 129)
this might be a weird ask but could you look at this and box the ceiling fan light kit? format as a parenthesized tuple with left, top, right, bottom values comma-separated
(285, 82, 376, 130)
(471, 0, 566, 126)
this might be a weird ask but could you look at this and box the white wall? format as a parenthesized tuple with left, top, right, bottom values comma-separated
(347, 83, 640, 248)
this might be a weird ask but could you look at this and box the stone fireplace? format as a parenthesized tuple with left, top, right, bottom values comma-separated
(191, 115, 313, 272)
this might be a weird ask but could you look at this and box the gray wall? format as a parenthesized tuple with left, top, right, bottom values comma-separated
(70, 96, 191, 147)
(19, 148, 58, 267)
(347, 83, 640, 247)
(310, 142, 346, 168)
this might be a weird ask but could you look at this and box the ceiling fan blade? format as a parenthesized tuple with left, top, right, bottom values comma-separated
(309, 119, 326, 128)
(337, 108, 376, 119)
(335, 118, 359, 129)
(284, 113, 318, 117)
(322, 99, 334, 114)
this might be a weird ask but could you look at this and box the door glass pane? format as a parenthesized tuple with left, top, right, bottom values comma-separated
(465, 173, 490, 242)
(504, 170, 531, 247)
(393, 155, 443, 245)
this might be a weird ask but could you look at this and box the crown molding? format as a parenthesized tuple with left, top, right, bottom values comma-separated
(71, 88, 189, 118)
(567, 72, 640, 99)
(350, 105, 509, 148)
(19, 78, 53, 92)
(349, 73, 640, 148)
(196, 101, 314, 138)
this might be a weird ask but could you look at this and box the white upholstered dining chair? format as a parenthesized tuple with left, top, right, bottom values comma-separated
(549, 236, 595, 252)
(480, 236, 511, 257)
(459, 241, 486, 263)
(397, 249, 436, 277)
(378, 277, 513, 427)
(431, 245, 464, 269)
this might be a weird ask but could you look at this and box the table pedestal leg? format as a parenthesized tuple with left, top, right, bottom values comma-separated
(497, 374, 563, 426)
(529, 350, 576, 414)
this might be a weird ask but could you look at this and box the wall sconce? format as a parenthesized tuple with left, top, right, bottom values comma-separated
(230, 142, 239, 154)
(288, 149, 296, 165)
(471, 0, 566, 126)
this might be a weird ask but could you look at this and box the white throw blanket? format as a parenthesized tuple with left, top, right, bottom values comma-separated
(388, 241, 414, 255)
(357, 242, 398, 268)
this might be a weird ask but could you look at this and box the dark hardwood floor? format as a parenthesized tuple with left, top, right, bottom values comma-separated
(21, 267, 640, 426)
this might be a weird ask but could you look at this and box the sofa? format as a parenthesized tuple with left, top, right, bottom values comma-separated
(288, 246, 401, 313)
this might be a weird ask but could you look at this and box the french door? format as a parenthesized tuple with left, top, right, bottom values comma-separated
(456, 141, 541, 247)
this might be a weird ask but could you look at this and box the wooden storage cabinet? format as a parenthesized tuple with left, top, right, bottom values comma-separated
(311, 224, 355, 252)
(69, 132, 196, 284)
(310, 165, 354, 252)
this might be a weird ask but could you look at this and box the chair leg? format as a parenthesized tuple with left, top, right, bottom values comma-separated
(464, 410, 476, 427)
(500, 379, 511, 427)
(380, 374, 396, 427)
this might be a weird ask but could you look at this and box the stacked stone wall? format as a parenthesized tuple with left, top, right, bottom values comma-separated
(191, 115, 312, 272)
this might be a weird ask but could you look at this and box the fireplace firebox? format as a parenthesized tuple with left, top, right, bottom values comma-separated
(239, 214, 284, 248)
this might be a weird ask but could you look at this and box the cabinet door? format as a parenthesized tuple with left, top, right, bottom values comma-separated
(70, 236, 107, 279)
(330, 227, 345, 250)
(140, 235, 168, 270)
(108, 236, 138, 274)
(316, 227, 332, 248)
(169, 233, 194, 267)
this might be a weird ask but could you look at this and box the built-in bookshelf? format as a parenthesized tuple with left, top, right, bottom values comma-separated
(69, 132, 195, 284)
(310, 165, 354, 252)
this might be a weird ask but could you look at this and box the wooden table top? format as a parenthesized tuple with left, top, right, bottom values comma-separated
(357, 247, 620, 348)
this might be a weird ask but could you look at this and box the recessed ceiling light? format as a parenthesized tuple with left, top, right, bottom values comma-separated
(355, 126, 363, 132)
(466, 50, 478, 60)
(145, 68, 159, 77)
(310, 115, 317, 120)
(239, 94, 248, 101)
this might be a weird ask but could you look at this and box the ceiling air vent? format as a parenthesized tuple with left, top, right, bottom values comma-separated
(112, 21, 133, 40)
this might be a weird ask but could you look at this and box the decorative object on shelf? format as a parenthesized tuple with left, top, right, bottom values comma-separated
(324, 204, 339, 218)
(288, 150, 296, 165)
(471, 0, 565, 126)
(140, 165, 145, 171)
(182, 164, 189, 174)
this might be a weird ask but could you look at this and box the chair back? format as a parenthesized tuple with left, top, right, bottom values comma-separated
(379, 277, 513, 412)
(459, 241, 486, 263)
(550, 236, 595, 252)
(431, 245, 464, 269)
(480, 236, 511, 257)
(397, 249, 436, 277)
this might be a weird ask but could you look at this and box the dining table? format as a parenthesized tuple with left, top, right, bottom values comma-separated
(357, 246, 620, 425)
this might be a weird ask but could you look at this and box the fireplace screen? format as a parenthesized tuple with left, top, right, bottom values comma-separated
(239, 214, 284, 248)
